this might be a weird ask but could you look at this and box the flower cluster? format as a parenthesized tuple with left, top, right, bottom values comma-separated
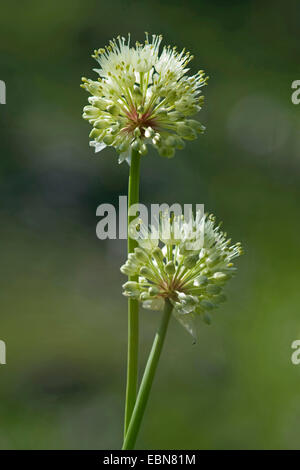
(121, 211, 243, 337)
(81, 33, 208, 164)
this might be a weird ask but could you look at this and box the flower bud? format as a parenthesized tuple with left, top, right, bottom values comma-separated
(131, 139, 141, 151)
(94, 119, 110, 129)
(110, 124, 120, 135)
(152, 247, 164, 262)
(165, 261, 175, 275)
(134, 127, 141, 138)
(200, 299, 214, 311)
(92, 98, 108, 110)
(122, 281, 140, 298)
(103, 134, 115, 145)
(206, 284, 221, 295)
(174, 137, 185, 150)
(207, 255, 220, 267)
(89, 128, 103, 139)
(168, 111, 184, 121)
(213, 294, 227, 304)
(176, 123, 197, 139)
(212, 272, 229, 283)
(156, 107, 168, 116)
(203, 312, 212, 325)
(167, 90, 177, 101)
(133, 85, 142, 96)
(199, 248, 208, 260)
(186, 105, 201, 115)
(152, 133, 161, 145)
(122, 281, 140, 292)
(140, 266, 154, 279)
(83, 105, 99, 117)
(187, 120, 205, 133)
(118, 141, 130, 153)
(165, 136, 177, 147)
(144, 127, 155, 138)
(194, 275, 208, 287)
(140, 291, 150, 301)
(158, 146, 175, 158)
(178, 293, 198, 306)
(106, 104, 119, 115)
(139, 143, 148, 155)
(134, 247, 149, 263)
(149, 286, 160, 296)
(120, 264, 132, 276)
(183, 254, 199, 269)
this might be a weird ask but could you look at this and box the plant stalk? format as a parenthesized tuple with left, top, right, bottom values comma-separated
(124, 148, 141, 436)
(122, 299, 173, 450)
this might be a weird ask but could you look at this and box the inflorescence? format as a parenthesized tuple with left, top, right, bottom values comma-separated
(121, 211, 243, 337)
(81, 33, 208, 163)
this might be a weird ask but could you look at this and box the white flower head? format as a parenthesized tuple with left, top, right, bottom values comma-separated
(121, 211, 243, 338)
(81, 33, 208, 163)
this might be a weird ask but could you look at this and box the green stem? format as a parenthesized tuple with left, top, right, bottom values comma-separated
(124, 148, 141, 436)
(122, 299, 173, 450)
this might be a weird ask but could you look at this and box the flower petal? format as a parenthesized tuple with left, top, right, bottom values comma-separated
(118, 149, 131, 165)
(90, 141, 107, 153)
(142, 298, 164, 311)
(172, 309, 198, 341)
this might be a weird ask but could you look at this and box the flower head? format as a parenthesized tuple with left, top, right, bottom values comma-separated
(121, 211, 243, 337)
(81, 33, 208, 164)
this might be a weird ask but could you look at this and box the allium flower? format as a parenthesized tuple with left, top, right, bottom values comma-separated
(121, 211, 243, 337)
(81, 33, 208, 164)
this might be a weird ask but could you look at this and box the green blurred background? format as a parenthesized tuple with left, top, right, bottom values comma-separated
(1, 0, 300, 450)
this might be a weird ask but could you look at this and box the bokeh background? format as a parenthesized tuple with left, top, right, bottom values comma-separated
(1, 0, 300, 450)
